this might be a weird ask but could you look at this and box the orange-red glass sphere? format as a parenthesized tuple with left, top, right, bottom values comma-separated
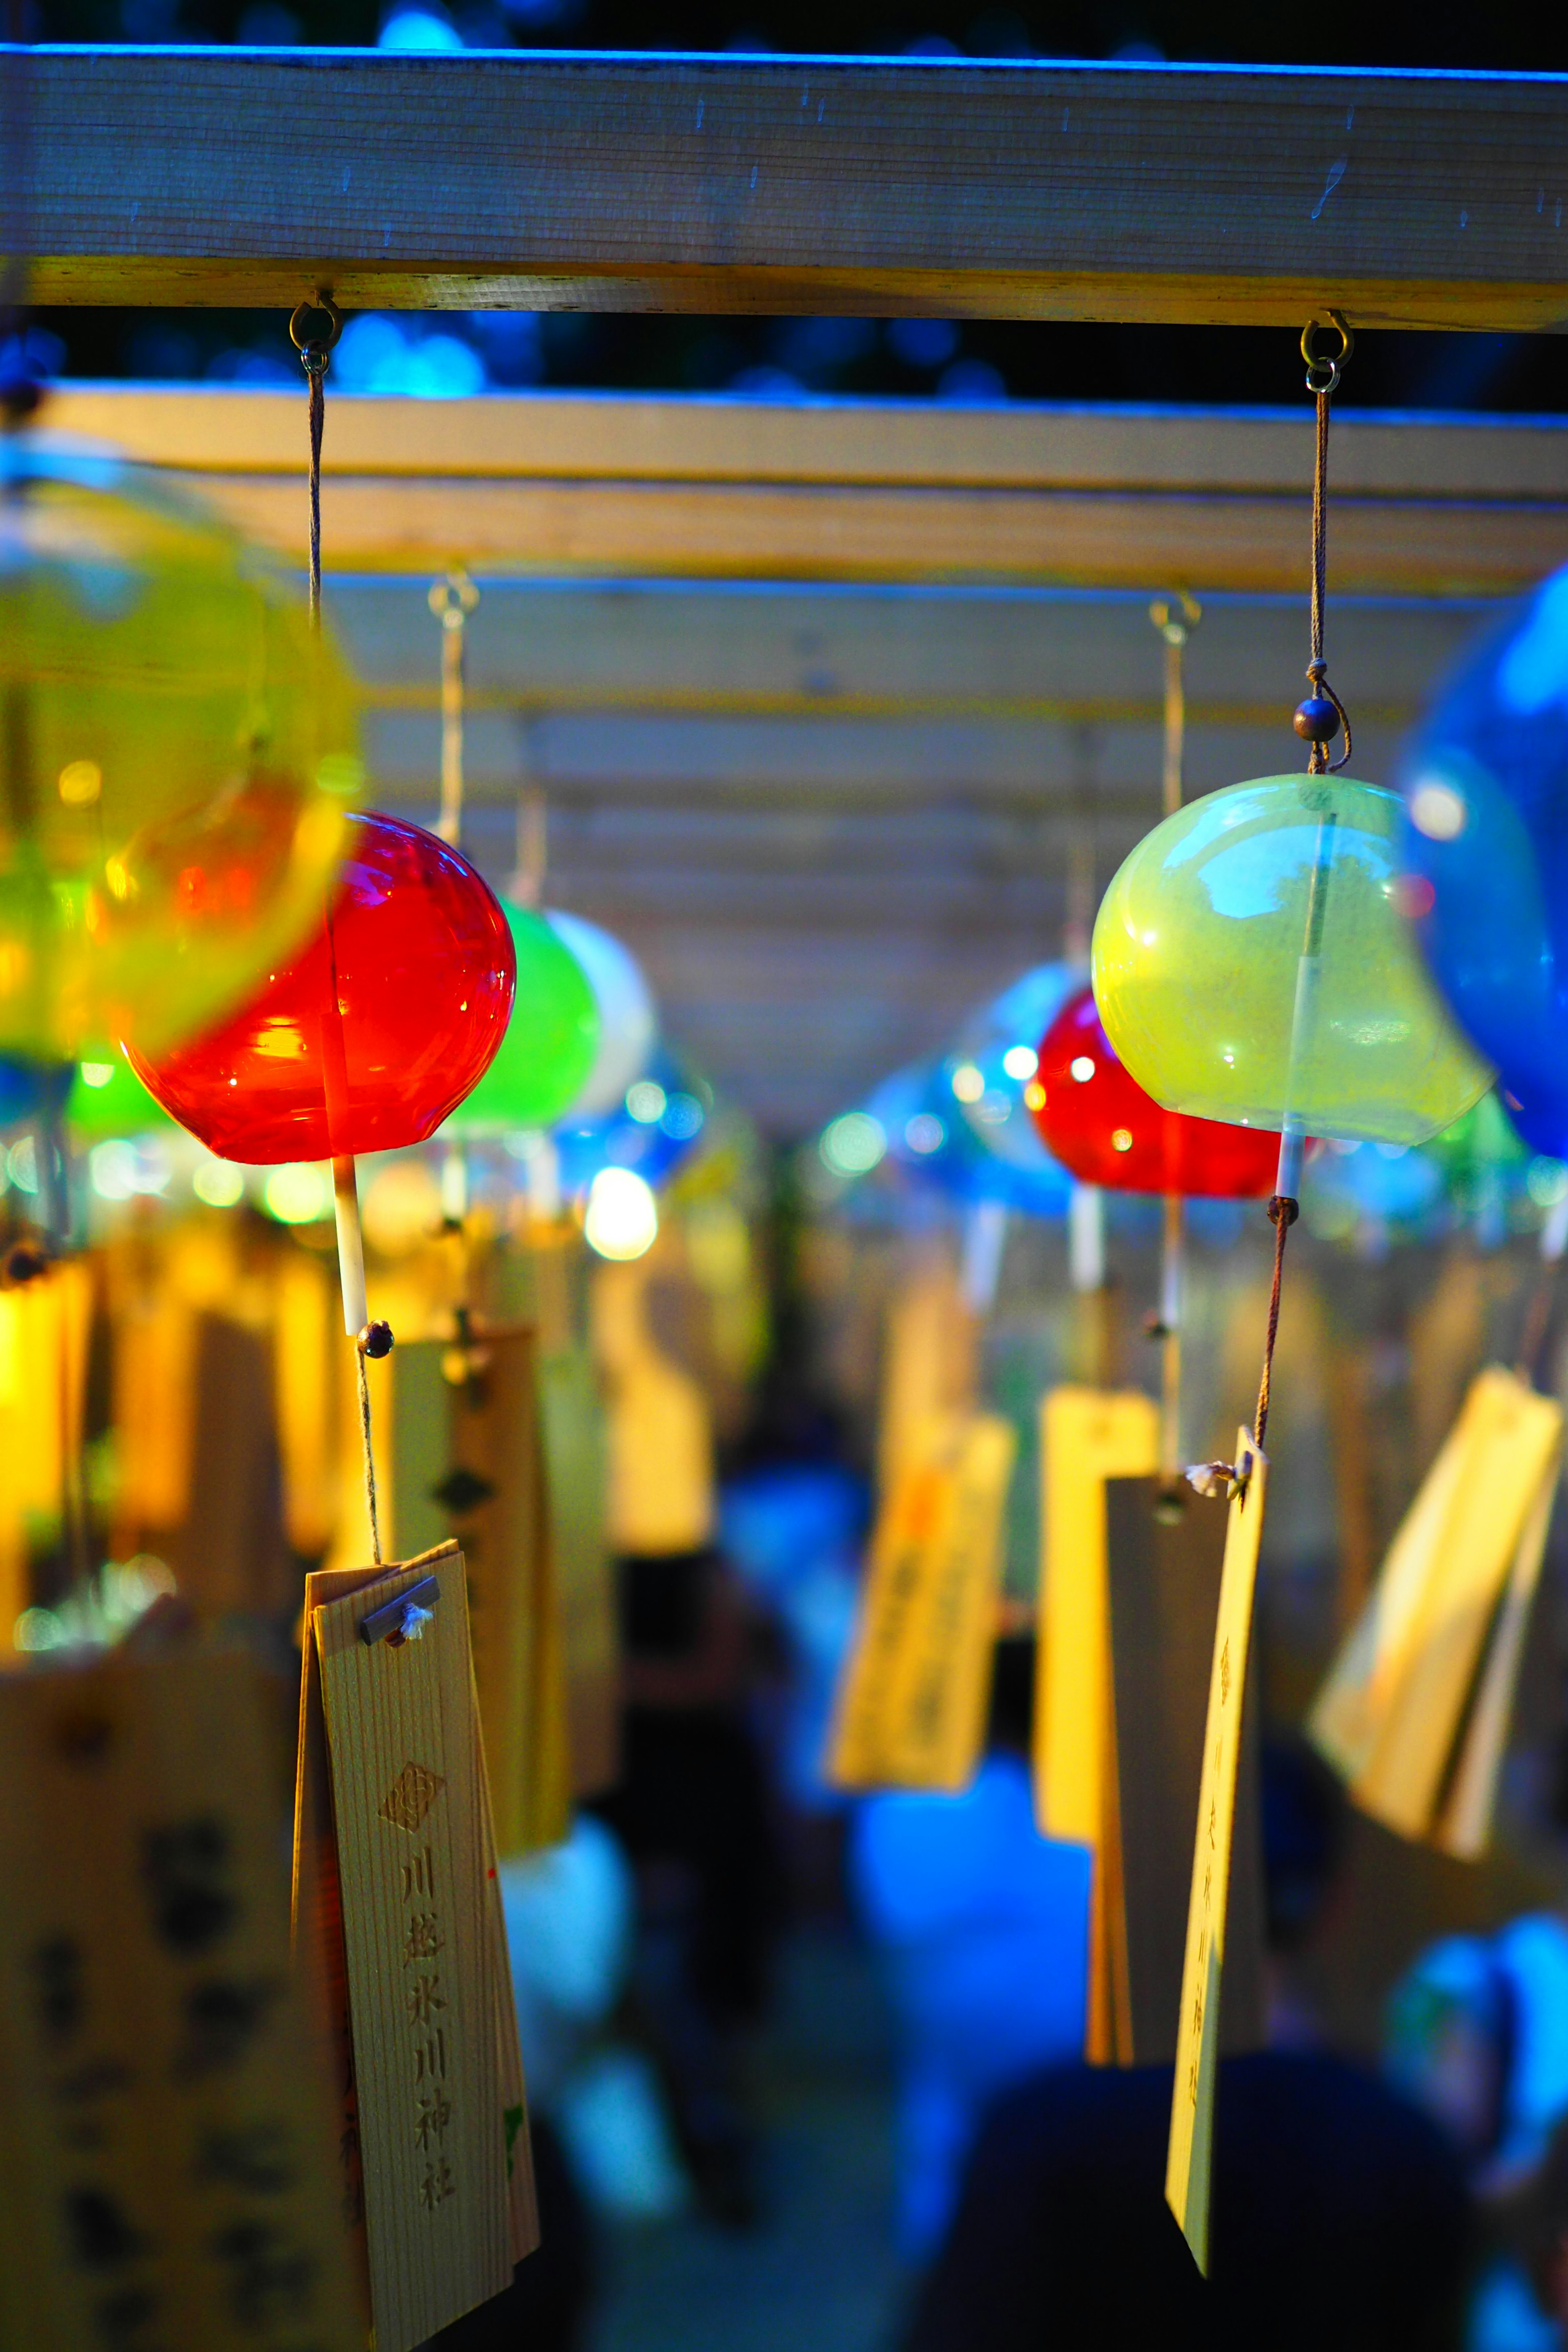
(129, 812, 515, 1163)
(1030, 984, 1282, 1197)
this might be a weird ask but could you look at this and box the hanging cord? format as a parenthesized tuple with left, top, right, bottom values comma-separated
(1516, 1190, 1568, 1391)
(1191, 325, 1355, 1496)
(289, 296, 341, 630)
(1148, 595, 1201, 1492)
(510, 775, 548, 908)
(430, 570, 479, 849)
(1253, 1196, 1296, 1453)
(355, 1343, 384, 1566)
(1258, 323, 1352, 1446)
(1294, 315, 1354, 778)
(290, 295, 392, 1563)
(428, 572, 479, 1237)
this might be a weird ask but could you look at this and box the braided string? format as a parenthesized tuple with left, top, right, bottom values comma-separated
(1301, 318, 1353, 777)
(289, 296, 339, 633)
(306, 359, 324, 630)
(1254, 1198, 1297, 1454)
(356, 1341, 383, 1567)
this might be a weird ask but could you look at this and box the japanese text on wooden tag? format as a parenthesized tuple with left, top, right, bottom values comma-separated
(0, 1646, 361, 2352)
(827, 1413, 1016, 1791)
(299, 1544, 532, 2352)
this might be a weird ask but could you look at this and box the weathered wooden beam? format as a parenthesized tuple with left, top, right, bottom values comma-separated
(43, 387, 1568, 493)
(45, 387, 1568, 597)
(314, 573, 1487, 709)
(14, 49, 1568, 327)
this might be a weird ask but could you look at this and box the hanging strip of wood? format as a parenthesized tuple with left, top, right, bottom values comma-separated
(1311, 1366, 1563, 1849)
(826, 1412, 1015, 1791)
(1034, 1385, 1161, 1847)
(876, 1414, 1017, 1791)
(1165, 1429, 1268, 2277)
(1105, 1477, 1265, 2069)
(303, 1543, 528, 2351)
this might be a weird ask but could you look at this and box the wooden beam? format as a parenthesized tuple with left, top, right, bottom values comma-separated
(365, 714, 1421, 806)
(16, 49, 1568, 327)
(44, 388, 1568, 598)
(45, 388, 1568, 494)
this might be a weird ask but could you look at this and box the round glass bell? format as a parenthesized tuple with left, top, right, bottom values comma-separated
(0, 434, 358, 1059)
(1032, 983, 1283, 1196)
(547, 910, 657, 1118)
(1398, 567, 1568, 1155)
(68, 1048, 175, 1141)
(128, 812, 515, 1163)
(945, 962, 1078, 1180)
(445, 896, 599, 1134)
(1093, 775, 1489, 1147)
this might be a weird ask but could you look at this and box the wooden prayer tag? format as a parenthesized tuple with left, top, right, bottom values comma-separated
(1105, 1478, 1265, 2069)
(393, 1331, 572, 1857)
(1166, 1429, 1268, 2276)
(294, 1542, 537, 2352)
(1311, 1365, 1563, 1858)
(0, 1644, 361, 2351)
(827, 1412, 1016, 1792)
(1034, 1385, 1160, 1847)
(537, 1342, 621, 1803)
(1032, 1386, 1159, 2060)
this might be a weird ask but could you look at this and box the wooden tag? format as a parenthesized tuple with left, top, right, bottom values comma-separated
(1311, 1366, 1562, 1852)
(1105, 1477, 1265, 2068)
(0, 1644, 361, 2350)
(1032, 1387, 1159, 2061)
(0, 1260, 93, 1652)
(295, 1542, 535, 2352)
(537, 1343, 620, 1802)
(1438, 1464, 1557, 1858)
(390, 1332, 573, 1857)
(591, 1257, 716, 1555)
(827, 1413, 1016, 1792)
(1033, 1386, 1160, 1847)
(1166, 1428, 1268, 2276)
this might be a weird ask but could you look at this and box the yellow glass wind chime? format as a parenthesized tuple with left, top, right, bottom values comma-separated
(1090, 318, 1490, 2271)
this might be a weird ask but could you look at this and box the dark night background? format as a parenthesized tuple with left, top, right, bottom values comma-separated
(13, 0, 1568, 410)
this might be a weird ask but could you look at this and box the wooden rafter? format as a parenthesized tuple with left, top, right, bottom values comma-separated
(44, 387, 1568, 597)
(12, 48, 1568, 327)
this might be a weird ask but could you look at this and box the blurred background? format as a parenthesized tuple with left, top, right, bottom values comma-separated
(11, 5, 1568, 2350)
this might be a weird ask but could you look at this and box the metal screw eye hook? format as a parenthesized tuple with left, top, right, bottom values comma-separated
(1301, 311, 1354, 396)
(1149, 590, 1202, 648)
(429, 571, 480, 628)
(289, 294, 343, 374)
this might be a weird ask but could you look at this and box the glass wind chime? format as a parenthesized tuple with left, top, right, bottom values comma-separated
(1088, 318, 1488, 2276)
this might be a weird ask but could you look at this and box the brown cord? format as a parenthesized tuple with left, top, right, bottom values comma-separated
(306, 363, 324, 629)
(1299, 317, 1354, 777)
(290, 296, 393, 1561)
(1516, 1236, 1568, 1392)
(355, 1337, 383, 1566)
(1149, 596, 1200, 1483)
(289, 296, 340, 635)
(1254, 1196, 1298, 1452)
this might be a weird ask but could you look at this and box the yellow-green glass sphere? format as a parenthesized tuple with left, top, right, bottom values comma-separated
(1092, 775, 1490, 1147)
(0, 436, 359, 1059)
